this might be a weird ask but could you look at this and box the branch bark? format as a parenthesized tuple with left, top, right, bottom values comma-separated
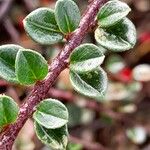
(0, 0, 107, 149)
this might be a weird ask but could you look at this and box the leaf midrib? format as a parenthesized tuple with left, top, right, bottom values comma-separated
(71, 56, 104, 64)
(64, 12, 71, 33)
(101, 28, 132, 47)
(37, 110, 67, 121)
(20, 51, 37, 80)
(38, 123, 63, 148)
(0, 57, 15, 70)
(26, 19, 61, 33)
(72, 71, 101, 96)
(2, 100, 8, 125)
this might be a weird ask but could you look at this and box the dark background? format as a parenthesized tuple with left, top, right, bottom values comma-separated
(0, 0, 150, 150)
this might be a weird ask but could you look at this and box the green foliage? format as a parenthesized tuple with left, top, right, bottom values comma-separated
(0, 45, 48, 85)
(23, 8, 63, 45)
(69, 44, 107, 100)
(70, 44, 105, 73)
(95, 18, 136, 51)
(0, 44, 22, 83)
(0, 0, 137, 148)
(35, 122, 68, 150)
(34, 99, 69, 149)
(0, 95, 19, 128)
(33, 99, 69, 129)
(69, 67, 107, 99)
(67, 142, 82, 150)
(23, 0, 81, 44)
(55, 0, 81, 34)
(95, 0, 136, 52)
(15, 48, 48, 85)
(98, 0, 131, 27)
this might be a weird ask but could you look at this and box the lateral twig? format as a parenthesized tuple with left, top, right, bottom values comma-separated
(69, 135, 110, 150)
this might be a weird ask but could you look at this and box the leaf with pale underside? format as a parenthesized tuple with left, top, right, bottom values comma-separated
(70, 44, 105, 73)
(23, 7, 63, 45)
(97, 0, 131, 27)
(0, 95, 19, 128)
(95, 18, 136, 51)
(70, 67, 108, 99)
(15, 48, 48, 85)
(35, 122, 68, 150)
(0, 44, 22, 83)
(55, 0, 81, 34)
(33, 99, 69, 129)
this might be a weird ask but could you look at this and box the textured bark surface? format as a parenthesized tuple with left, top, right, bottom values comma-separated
(0, 0, 107, 149)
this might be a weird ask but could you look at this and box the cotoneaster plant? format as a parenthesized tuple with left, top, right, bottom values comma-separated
(0, 0, 136, 149)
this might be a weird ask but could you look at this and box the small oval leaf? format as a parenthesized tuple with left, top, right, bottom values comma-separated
(0, 44, 22, 83)
(55, 0, 81, 34)
(95, 18, 136, 51)
(35, 122, 68, 150)
(70, 67, 108, 99)
(33, 99, 69, 129)
(70, 44, 105, 73)
(15, 49, 48, 85)
(23, 8, 63, 45)
(98, 0, 131, 27)
(0, 95, 19, 128)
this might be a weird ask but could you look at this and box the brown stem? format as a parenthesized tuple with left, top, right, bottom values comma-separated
(48, 88, 74, 102)
(0, 0, 107, 149)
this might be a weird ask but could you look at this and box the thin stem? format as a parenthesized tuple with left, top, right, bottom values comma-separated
(0, 0, 14, 22)
(69, 135, 110, 150)
(48, 88, 124, 121)
(4, 18, 20, 44)
(48, 88, 74, 102)
(0, 0, 107, 149)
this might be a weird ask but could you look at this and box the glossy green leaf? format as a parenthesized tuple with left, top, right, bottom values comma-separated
(0, 44, 22, 83)
(35, 122, 68, 150)
(55, 0, 81, 34)
(70, 44, 105, 73)
(33, 99, 69, 129)
(23, 8, 63, 45)
(95, 18, 136, 51)
(98, 0, 131, 27)
(15, 49, 48, 85)
(0, 95, 19, 128)
(70, 67, 108, 99)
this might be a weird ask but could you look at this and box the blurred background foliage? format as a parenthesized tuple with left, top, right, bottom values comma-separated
(0, 0, 150, 150)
